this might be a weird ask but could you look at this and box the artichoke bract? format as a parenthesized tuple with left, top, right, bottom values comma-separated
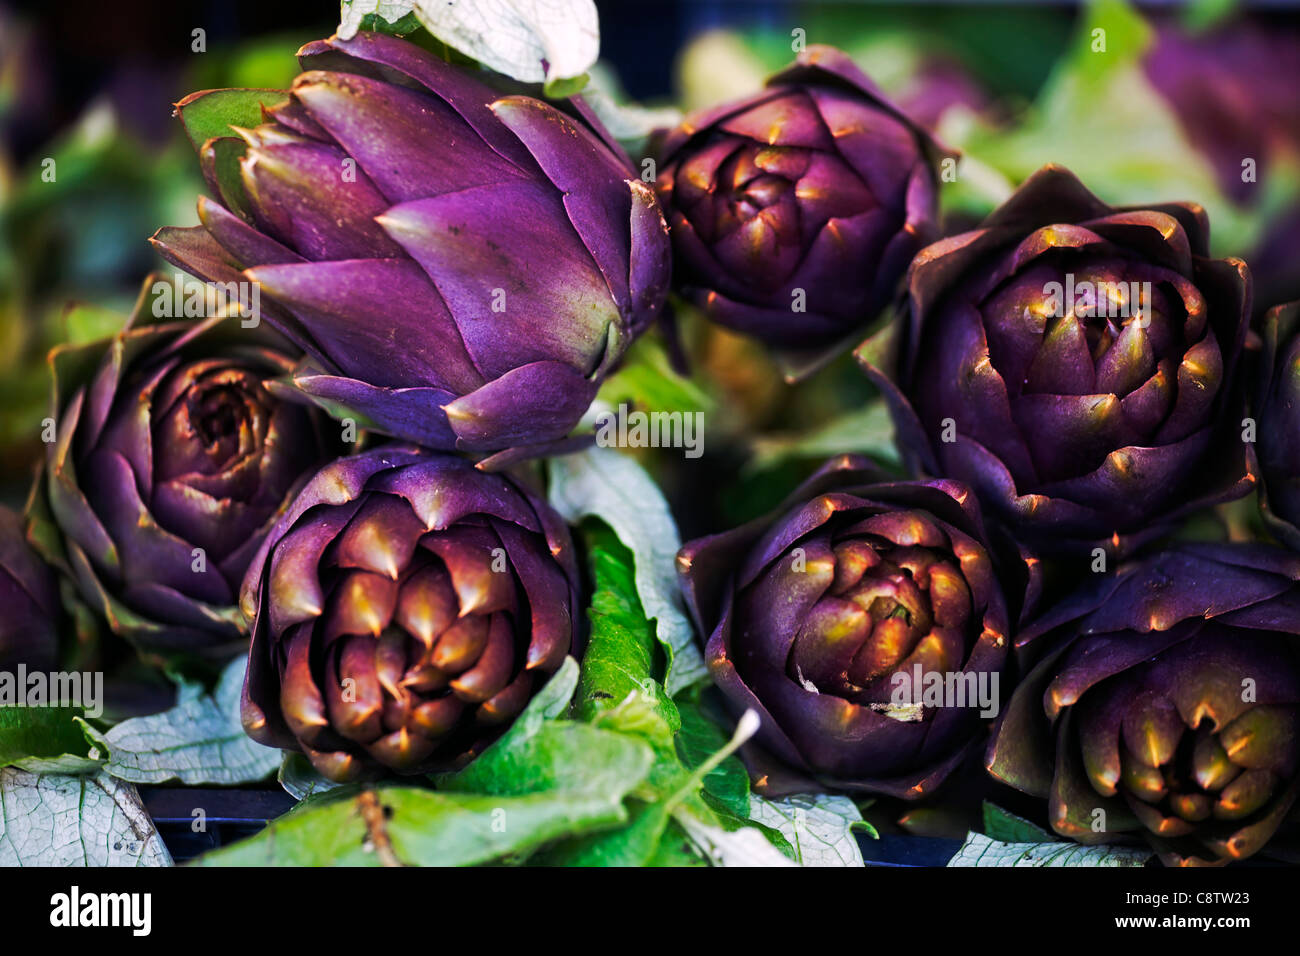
(0, 505, 58, 671)
(153, 30, 670, 459)
(677, 455, 1020, 797)
(656, 46, 947, 379)
(1255, 301, 1300, 550)
(240, 445, 580, 782)
(987, 544, 1300, 866)
(27, 277, 337, 664)
(858, 165, 1254, 556)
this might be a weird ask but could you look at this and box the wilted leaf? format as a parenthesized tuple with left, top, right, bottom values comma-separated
(96, 657, 280, 786)
(0, 768, 171, 866)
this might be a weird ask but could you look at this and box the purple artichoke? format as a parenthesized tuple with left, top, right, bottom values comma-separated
(893, 56, 995, 135)
(987, 544, 1300, 866)
(26, 276, 337, 664)
(656, 45, 948, 379)
(1255, 301, 1300, 549)
(1144, 20, 1300, 209)
(859, 165, 1254, 556)
(0, 505, 58, 671)
(678, 455, 1022, 797)
(152, 30, 670, 460)
(1144, 20, 1300, 312)
(240, 445, 579, 782)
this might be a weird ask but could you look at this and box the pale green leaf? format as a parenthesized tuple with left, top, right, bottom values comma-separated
(98, 657, 280, 785)
(748, 793, 866, 867)
(672, 812, 797, 867)
(341, 0, 599, 85)
(948, 832, 1152, 867)
(0, 768, 172, 866)
(548, 448, 706, 695)
(278, 753, 346, 802)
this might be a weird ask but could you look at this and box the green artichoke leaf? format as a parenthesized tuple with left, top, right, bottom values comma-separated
(549, 447, 707, 695)
(673, 698, 797, 858)
(174, 88, 288, 152)
(673, 809, 798, 867)
(573, 521, 679, 737)
(0, 703, 102, 775)
(539, 526, 800, 865)
(0, 768, 171, 866)
(948, 833, 1152, 867)
(197, 781, 637, 867)
(437, 720, 654, 801)
(542, 73, 590, 99)
(211, 662, 646, 866)
(534, 798, 677, 866)
(646, 818, 710, 867)
(673, 692, 750, 821)
(537, 708, 767, 866)
(982, 801, 1056, 844)
(92, 657, 280, 786)
(353, 6, 422, 37)
(512, 527, 733, 865)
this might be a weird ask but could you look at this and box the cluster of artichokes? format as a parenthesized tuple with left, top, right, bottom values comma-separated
(12, 30, 649, 777)
(662, 49, 1297, 866)
(5, 26, 1298, 867)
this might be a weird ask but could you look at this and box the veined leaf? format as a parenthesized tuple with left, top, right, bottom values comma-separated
(948, 832, 1152, 867)
(673, 693, 750, 821)
(95, 657, 280, 786)
(573, 522, 679, 744)
(339, 0, 599, 86)
(749, 793, 868, 867)
(437, 720, 655, 800)
(0, 768, 171, 866)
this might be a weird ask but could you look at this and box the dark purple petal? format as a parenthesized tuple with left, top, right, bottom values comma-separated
(379, 182, 618, 378)
(442, 361, 598, 451)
